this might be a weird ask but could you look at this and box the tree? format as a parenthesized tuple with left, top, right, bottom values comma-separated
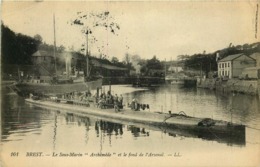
(33, 34, 43, 44)
(70, 11, 120, 55)
(123, 53, 131, 65)
(146, 56, 163, 69)
(1, 23, 38, 66)
(177, 55, 189, 61)
(135, 56, 164, 76)
(70, 11, 120, 79)
(111, 56, 119, 64)
(57, 45, 66, 52)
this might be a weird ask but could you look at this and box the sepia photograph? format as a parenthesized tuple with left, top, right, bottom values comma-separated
(1, 1, 260, 167)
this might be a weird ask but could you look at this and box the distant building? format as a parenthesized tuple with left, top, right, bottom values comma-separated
(249, 52, 260, 67)
(218, 53, 256, 78)
(32, 50, 73, 77)
(241, 52, 260, 79)
(168, 66, 183, 73)
(32, 49, 130, 78)
(32, 50, 55, 71)
(90, 59, 129, 77)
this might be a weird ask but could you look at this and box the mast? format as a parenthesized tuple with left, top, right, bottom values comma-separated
(86, 32, 89, 78)
(53, 14, 57, 76)
(85, 30, 92, 80)
(164, 58, 167, 80)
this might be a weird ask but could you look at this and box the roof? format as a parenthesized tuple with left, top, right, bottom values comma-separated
(91, 59, 128, 71)
(32, 50, 54, 57)
(218, 53, 244, 62)
(100, 64, 128, 71)
(249, 52, 260, 60)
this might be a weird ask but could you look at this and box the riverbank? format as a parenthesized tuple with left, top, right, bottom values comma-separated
(197, 78, 259, 95)
(1, 80, 15, 86)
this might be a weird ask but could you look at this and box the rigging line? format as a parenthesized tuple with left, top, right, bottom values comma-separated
(162, 111, 189, 124)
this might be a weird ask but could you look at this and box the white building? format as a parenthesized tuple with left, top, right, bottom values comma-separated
(218, 53, 256, 79)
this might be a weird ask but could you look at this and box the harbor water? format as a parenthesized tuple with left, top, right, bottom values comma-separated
(1, 85, 260, 167)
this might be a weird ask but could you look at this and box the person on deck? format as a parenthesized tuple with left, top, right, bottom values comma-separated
(114, 94, 118, 102)
(106, 92, 112, 104)
(131, 98, 138, 111)
(119, 94, 123, 109)
(114, 94, 120, 112)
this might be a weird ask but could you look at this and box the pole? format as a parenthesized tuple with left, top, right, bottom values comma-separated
(200, 63, 202, 78)
(109, 81, 111, 93)
(86, 33, 89, 79)
(164, 58, 166, 78)
(53, 14, 57, 76)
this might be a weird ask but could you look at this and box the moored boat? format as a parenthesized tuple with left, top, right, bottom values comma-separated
(8, 15, 102, 97)
(25, 97, 246, 145)
(9, 78, 102, 96)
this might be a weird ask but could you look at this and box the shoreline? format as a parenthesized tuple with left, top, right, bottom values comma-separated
(197, 78, 260, 96)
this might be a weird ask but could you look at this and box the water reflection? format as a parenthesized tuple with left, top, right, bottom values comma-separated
(1, 93, 43, 142)
(127, 126, 150, 137)
(57, 112, 246, 146)
(96, 121, 123, 137)
(53, 113, 58, 150)
(1, 84, 259, 161)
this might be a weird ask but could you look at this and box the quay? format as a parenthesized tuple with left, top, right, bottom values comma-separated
(197, 78, 260, 95)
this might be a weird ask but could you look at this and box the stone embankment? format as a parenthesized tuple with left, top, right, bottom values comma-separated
(197, 78, 259, 95)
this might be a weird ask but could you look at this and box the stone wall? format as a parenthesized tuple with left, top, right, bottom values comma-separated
(197, 78, 216, 90)
(197, 78, 258, 95)
(216, 79, 258, 95)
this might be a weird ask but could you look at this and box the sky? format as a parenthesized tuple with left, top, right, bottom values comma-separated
(1, 1, 259, 61)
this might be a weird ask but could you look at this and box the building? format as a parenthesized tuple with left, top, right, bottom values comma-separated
(218, 53, 256, 79)
(32, 50, 55, 72)
(240, 52, 260, 79)
(168, 66, 183, 73)
(249, 52, 260, 67)
(90, 59, 129, 77)
(32, 49, 130, 79)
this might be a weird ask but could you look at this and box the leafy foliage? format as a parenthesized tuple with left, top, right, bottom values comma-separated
(1, 23, 39, 65)
(70, 11, 120, 58)
(182, 42, 260, 76)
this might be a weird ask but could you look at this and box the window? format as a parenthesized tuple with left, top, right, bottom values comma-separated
(222, 63, 224, 68)
(225, 63, 227, 68)
(219, 64, 221, 69)
(228, 62, 230, 67)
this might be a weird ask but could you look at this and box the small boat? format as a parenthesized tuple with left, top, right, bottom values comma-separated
(25, 98, 246, 145)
